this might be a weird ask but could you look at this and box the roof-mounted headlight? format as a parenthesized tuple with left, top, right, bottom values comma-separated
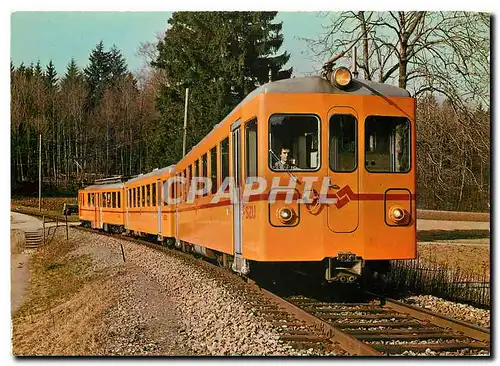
(331, 67, 352, 88)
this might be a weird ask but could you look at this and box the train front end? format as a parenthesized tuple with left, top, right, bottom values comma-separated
(243, 70, 416, 282)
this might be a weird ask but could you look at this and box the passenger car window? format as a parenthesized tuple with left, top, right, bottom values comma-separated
(365, 116, 410, 173)
(269, 114, 320, 171)
(330, 114, 357, 172)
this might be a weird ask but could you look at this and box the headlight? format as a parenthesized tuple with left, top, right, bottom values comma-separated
(331, 67, 352, 88)
(277, 207, 294, 223)
(389, 206, 406, 223)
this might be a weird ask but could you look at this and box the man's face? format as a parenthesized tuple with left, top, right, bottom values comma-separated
(280, 149, 290, 162)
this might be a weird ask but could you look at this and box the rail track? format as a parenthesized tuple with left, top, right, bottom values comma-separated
(70, 225, 490, 356)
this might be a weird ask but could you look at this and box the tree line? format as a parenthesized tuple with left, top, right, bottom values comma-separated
(10, 11, 490, 211)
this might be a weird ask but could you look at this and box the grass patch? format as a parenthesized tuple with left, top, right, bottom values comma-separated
(11, 233, 121, 355)
(417, 229, 491, 242)
(13, 237, 92, 320)
(11, 205, 80, 222)
(386, 259, 490, 309)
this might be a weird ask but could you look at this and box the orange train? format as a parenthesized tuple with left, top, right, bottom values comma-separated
(79, 66, 416, 282)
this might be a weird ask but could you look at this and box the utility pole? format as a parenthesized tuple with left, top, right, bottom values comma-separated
(38, 134, 42, 211)
(182, 88, 189, 157)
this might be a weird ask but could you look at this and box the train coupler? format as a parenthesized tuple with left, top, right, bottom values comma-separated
(326, 253, 363, 283)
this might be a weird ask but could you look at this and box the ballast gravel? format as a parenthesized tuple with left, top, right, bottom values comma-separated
(66, 229, 337, 355)
(401, 294, 490, 328)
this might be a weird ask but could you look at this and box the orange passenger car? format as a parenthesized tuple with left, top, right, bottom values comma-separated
(78, 66, 416, 282)
(124, 166, 176, 241)
(79, 183, 125, 231)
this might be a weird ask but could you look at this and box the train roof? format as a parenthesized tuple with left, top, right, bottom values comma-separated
(82, 182, 124, 191)
(184, 76, 410, 158)
(243, 76, 411, 101)
(125, 165, 176, 184)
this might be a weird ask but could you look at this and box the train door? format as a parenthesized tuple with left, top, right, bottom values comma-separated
(327, 107, 359, 232)
(125, 188, 129, 230)
(157, 179, 162, 236)
(93, 193, 99, 229)
(231, 122, 242, 256)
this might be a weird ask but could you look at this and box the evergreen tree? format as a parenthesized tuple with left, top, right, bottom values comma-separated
(17, 62, 26, 75)
(84, 41, 111, 109)
(108, 45, 128, 81)
(65, 58, 81, 80)
(152, 11, 292, 165)
(34, 60, 43, 78)
(45, 60, 58, 89)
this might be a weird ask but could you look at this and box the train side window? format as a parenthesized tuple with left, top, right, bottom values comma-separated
(91, 193, 95, 207)
(87, 193, 90, 207)
(112, 192, 117, 208)
(245, 118, 258, 181)
(210, 146, 217, 194)
(141, 186, 145, 207)
(202, 154, 208, 196)
(132, 188, 136, 207)
(117, 192, 121, 208)
(146, 185, 151, 207)
(183, 169, 187, 200)
(152, 183, 156, 207)
(169, 179, 174, 202)
(194, 160, 199, 193)
(330, 114, 357, 172)
(188, 165, 192, 195)
(137, 187, 141, 208)
(128, 189, 131, 208)
(269, 114, 320, 171)
(220, 137, 229, 189)
(365, 116, 410, 173)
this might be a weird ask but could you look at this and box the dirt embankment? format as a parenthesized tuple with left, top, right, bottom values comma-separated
(11, 230, 187, 356)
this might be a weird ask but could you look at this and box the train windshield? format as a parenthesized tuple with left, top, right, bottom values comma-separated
(269, 114, 320, 171)
(365, 116, 410, 173)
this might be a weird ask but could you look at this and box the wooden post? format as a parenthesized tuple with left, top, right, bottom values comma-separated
(38, 134, 42, 212)
(120, 244, 126, 262)
(65, 212, 68, 241)
(43, 216, 46, 245)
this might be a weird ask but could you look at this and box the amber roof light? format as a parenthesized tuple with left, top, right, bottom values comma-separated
(331, 67, 352, 88)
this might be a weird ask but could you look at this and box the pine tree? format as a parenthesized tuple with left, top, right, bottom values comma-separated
(84, 41, 111, 109)
(34, 60, 43, 78)
(108, 45, 128, 81)
(152, 11, 292, 165)
(45, 60, 58, 90)
(65, 58, 81, 80)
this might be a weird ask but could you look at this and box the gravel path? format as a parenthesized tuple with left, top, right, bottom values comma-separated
(401, 294, 490, 328)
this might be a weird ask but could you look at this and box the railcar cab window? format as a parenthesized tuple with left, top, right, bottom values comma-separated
(330, 114, 357, 172)
(269, 114, 320, 171)
(365, 116, 410, 173)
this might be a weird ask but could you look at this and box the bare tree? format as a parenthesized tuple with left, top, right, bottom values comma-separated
(305, 12, 490, 108)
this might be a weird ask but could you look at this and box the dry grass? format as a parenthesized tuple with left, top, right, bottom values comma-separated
(386, 243, 490, 308)
(11, 197, 77, 212)
(11, 236, 118, 355)
(11, 229, 25, 254)
(11, 206, 80, 222)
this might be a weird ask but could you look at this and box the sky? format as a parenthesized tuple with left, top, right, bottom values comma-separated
(10, 11, 329, 78)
